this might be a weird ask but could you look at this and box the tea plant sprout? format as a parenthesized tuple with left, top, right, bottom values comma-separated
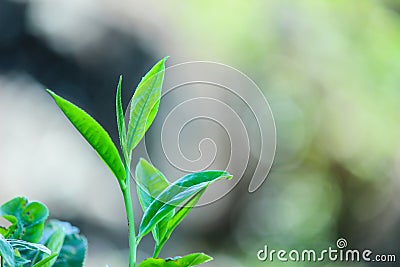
(46, 57, 232, 267)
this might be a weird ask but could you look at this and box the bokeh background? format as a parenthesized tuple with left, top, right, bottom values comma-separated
(1, 0, 400, 266)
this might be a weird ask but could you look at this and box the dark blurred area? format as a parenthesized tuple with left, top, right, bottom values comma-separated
(1, 0, 400, 266)
(0, 0, 153, 144)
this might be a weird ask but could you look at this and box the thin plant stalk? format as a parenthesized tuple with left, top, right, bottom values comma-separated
(122, 156, 137, 267)
(153, 243, 163, 258)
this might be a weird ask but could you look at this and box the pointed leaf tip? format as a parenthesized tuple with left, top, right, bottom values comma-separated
(127, 57, 167, 153)
(47, 90, 126, 187)
(116, 76, 127, 160)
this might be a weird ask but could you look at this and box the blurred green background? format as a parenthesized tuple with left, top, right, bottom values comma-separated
(0, 0, 399, 266)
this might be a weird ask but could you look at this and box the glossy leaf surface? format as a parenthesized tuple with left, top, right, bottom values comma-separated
(116, 76, 127, 159)
(138, 253, 212, 267)
(135, 158, 174, 243)
(0, 197, 48, 242)
(47, 90, 126, 185)
(167, 188, 206, 248)
(138, 171, 231, 241)
(127, 57, 167, 153)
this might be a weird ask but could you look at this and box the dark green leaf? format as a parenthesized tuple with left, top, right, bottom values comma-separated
(138, 171, 232, 241)
(0, 235, 15, 267)
(40, 220, 87, 267)
(14, 255, 31, 266)
(53, 233, 87, 267)
(116, 76, 127, 159)
(0, 197, 49, 242)
(127, 57, 167, 153)
(7, 239, 51, 255)
(47, 90, 126, 187)
(138, 253, 212, 267)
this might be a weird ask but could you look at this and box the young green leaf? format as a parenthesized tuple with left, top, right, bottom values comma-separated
(137, 171, 232, 241)
(136, 158, 170, 208)
(138, 253, 212, 267)
(0, 235, 15, 267)
(153, 188, 207, 257)
(21, 202, 49, 227)
(127, 57, 167, 154)
(47, 90, 126, 187)
(153, 212, 174, 250)
(138, 182, 206, 242)
(0, 197, 25, 215)
(165, 189, 206, 240)
(23, 223, 45, 244)
(135, 158, 174, 244)
(116, 76, 127, 160)
(173, 253, 213, 266)
(0, 197, 49, 242)
(0, 227, 6, 237)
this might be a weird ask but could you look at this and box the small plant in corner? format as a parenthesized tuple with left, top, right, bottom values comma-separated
(0, 197, 87, 267)
(0, 57, 232, 267)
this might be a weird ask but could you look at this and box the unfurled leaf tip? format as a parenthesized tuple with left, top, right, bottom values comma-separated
(46, 89, 55, 97)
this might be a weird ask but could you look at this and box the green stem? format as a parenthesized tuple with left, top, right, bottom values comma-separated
(153, 244, 161, 258)
(122, 161, 137, 267)
(153, 238, 167, 258)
